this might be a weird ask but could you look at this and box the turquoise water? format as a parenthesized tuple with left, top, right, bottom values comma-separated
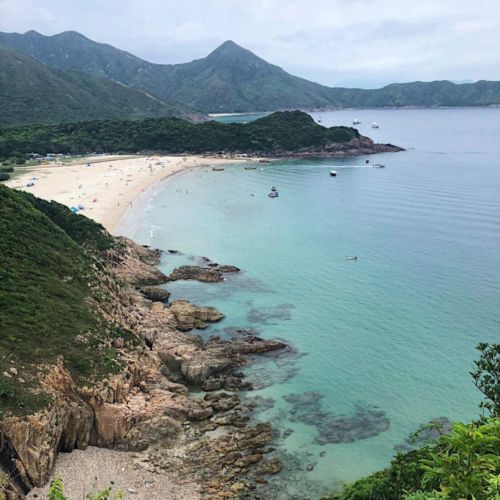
(120, 108, 500, 497)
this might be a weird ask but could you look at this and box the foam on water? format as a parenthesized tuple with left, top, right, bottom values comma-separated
(121, 108, 500, 496)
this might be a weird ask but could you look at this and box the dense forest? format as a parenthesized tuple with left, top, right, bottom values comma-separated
(0, 111, 360, 160)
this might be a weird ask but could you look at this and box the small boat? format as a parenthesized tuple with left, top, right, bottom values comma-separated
(373, 163, 385, 168)
(268, 191, 279, 198)
(371, 122, 379, 129)
(330, 170, 337, 177)
(244, 166, 257, 170)
(318, 117, 323, 123)
(259, 159, 271, 163)
(353, 119, 361, 125)
(345, 256, 359, 261)
(271, 186, 277, 192)
(212, 167, 224, 171)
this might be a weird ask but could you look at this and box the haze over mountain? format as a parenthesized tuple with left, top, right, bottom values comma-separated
(1, 30, 500, 121)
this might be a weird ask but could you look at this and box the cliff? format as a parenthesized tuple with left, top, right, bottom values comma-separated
(0, 185, 287, 498)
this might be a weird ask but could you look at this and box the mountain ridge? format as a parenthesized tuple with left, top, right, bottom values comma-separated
(1, 30, 500, 116)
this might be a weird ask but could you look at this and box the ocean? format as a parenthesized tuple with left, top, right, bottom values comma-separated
(119, 108, 500, 497)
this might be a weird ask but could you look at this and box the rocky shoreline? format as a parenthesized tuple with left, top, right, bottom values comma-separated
(0, 237, 290, 499)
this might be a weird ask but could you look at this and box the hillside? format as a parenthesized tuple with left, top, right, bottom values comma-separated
(1, 30, 500, 113)
(0, 111, 401, 160)
(0, 186, 121, 420)
(0, 47, 205, 126)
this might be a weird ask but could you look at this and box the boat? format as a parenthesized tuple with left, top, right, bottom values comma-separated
(244, 166, 257, 170)
(268, 191, 279, 198)
(318, 117, 323, 123)
(352, 119, 361, 125)
(371, 122, 379, 128)
(373, 163, 385, 168)
(330, 170, 337, 177)
(212, 167, 224, 171)
(345, 256, 359, 261)
(259, 159, 271, 163)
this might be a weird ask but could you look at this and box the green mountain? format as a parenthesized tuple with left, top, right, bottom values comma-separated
(0, 110, 401, 160)
(0, 47, 204, 126)
(1, 30, 500, 113)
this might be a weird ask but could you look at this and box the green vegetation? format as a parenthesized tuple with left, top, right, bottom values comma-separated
(0, 174, 9, 182)
(327, 343, 500, 500)
(1, 31, 499, 114)
(47, 477, 123, 500)
(0, 185, 128, 418)
(0, 46, 203, 127)
(0, 111, 360, 160)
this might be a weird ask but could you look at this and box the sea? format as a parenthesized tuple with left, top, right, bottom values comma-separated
(118, 108, 500, 498)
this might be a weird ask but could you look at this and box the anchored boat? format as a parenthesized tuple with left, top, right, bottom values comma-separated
(330, 170, 337, 177)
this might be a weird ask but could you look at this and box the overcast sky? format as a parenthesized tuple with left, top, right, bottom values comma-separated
(1, 0, 499, 87)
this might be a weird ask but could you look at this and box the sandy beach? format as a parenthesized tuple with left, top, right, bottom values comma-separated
(6, 155, 249, 233)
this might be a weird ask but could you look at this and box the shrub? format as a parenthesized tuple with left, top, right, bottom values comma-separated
(0, 173, 10, 182)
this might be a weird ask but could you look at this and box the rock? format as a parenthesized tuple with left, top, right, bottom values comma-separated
(283, 428, 293, 438)
(9, 367, 18, 376)
(167, 249, 179, 254)
(231, 335, 287, 354)
(218, 265, 240, 273)
(169, 266, 223, 283)
(3, 371, 12, 378)
(139, 286, 170, 302)
(201, 377, 224, 391)
(306, 462, 316, 471)
(169, 300, 224, 331)
(257, 457, 282, 475)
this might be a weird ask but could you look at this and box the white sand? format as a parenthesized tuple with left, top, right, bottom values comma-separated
(6, 155, 248, 233)
(27, 447, 201, 500)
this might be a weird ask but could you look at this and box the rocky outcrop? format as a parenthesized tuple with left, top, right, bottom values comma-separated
(139, 285, 170, 302)
(168, 300, 224, 331)
(169, 263, 241, 283)
(169, 265, 223, 283)
(0, 239, 286, 498)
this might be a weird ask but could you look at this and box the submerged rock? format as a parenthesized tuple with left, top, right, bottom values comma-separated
(248, 303, 294, 324)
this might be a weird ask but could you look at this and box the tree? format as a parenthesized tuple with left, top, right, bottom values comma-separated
(470, 343, 500, 418)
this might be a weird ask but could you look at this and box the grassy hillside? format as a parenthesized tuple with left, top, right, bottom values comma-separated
(2, 31, 500, 113)
(0, 185, 126, 418)
(0, 111, 360, 159)
(0, 47, 204, 126)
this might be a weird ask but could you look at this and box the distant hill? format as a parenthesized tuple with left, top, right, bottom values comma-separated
(1, 30, 500, 114)
(0, 47, 204, 126)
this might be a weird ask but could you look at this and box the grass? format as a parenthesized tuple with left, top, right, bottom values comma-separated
(0, 185, 127, 417)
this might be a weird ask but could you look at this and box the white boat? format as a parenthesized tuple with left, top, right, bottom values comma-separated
(371, 122, 379, 129)
(352, 119, 361, 125)
(330, 170, 337, 177)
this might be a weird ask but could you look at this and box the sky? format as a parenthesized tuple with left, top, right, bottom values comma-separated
(1, 0, 499, 88)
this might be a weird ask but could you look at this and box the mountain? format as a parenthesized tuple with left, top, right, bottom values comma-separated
(0, 47, 204, 127)
(329, 80, 500, 108)
(1, 30, 500, 114)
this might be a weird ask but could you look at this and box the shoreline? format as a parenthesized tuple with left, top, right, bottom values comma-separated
(6, 154, 255, 234)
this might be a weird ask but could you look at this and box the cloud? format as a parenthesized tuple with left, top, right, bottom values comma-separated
(0, 0, 499, 86)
